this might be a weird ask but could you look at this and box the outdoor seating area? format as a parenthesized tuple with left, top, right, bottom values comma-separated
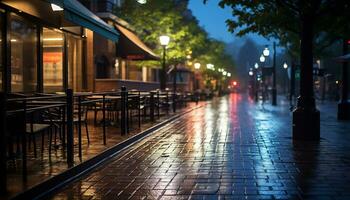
(0, 88, 199, 198)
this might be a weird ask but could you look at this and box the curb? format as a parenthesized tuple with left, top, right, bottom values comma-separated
(11, 104, 204, 200)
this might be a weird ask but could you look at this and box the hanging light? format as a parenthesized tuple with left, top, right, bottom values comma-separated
(283, 62, 288, 69)
(223, 71, 227, 76)
(227, 73, 231, 77)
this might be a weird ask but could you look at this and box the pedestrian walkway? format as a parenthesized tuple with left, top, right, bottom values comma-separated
(50, 94, 350, 199)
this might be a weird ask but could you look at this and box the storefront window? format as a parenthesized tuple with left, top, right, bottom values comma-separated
(10, 13, 37, 93)
(67, 33, 83, 91)
(43, 28, 64, 93)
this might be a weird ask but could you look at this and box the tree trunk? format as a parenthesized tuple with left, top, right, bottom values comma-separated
(292, 11, 320, 140)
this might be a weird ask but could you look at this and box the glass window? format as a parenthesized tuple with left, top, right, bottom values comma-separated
(43, 28, 64, 93)
(67, 33, 83, 91)
(10, 13, 37, 93)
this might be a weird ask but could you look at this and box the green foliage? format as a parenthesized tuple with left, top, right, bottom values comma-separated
(209, 0, 350, 59)
(115, 0, 235, 75)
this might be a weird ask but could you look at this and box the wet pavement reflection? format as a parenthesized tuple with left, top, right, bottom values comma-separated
(51, 94, 350, 199)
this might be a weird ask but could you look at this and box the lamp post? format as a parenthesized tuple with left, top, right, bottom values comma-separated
(159, 35, 170, 90)
(271, 42, 277, 106)
(194, 62, 201, 91)
(260, 54, 267, 102)
(254, 63, 259, 101)
(283, 62, 288, 96)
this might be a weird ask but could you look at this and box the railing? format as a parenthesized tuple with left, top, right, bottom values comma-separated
(95, 79, 160, 92)
(0, 87, 198, 194)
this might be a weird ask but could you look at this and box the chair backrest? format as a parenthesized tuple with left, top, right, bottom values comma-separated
(6, 101, 26, 137)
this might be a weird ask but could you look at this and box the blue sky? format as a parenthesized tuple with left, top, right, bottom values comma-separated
(188, 0, 270, 46)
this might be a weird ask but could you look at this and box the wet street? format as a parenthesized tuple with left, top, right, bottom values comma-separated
(51, 94, 350, 199)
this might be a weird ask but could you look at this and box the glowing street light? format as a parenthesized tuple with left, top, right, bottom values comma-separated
(227, 72, 231, 77)
(137, 0, 147, 4)
(159, 35, 170, 90)
(263, 46, 270, 57)
(223, 71, 227, 76)
(283, 62, 288, 69)
(159, 35, 170, 46)
(254, 63, 259, 69)
(194, 63, 201, 70)
(249, 70, 254, 76)
(260, 54, 265, 63)
(206, 63, 214, 70)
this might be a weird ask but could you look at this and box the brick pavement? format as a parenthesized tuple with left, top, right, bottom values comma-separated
(50, 94, 350, 200)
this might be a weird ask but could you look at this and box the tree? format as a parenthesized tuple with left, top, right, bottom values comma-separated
(209, 0, 350, 140)
(116, 0, 235, 89)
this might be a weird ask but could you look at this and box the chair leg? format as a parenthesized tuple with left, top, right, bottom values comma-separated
(54, 127, 57, 146)
(32, 134, 37, 158)
(94, 109, 97, 125)
(48, 129, 52, 158)
(41, 131, 45, 154)
(85, 122, 90, 144)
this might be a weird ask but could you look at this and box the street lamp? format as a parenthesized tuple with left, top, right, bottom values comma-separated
(223, 71, 227, 76)
(194, 62, 201, 70)
(137, 0, 147, 4)
(260, 54, 266, 63)
(249, 70, 254, 76)
(254, 63, 260, 102)
(254, 63, 259, 69)
(261, 43, 277, 106)
(206, 63, 214, 70)
(193, 63, 201, 95)
(227, 72, 231, 77)
(159, 35, 170, 90)
(263, 46, 270, 57)
(283, 62, 288, 96)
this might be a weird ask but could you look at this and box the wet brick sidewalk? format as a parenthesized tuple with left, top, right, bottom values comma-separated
(50, 94, 350, 199)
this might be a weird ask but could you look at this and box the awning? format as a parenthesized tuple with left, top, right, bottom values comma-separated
(335, 54, 350, 62)
(115, 24, 159, 60)
(49, 0, 119, 41)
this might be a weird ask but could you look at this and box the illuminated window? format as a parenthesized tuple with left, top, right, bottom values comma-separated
(10, 13, 37, 93)
(43, 28, 64, 93)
